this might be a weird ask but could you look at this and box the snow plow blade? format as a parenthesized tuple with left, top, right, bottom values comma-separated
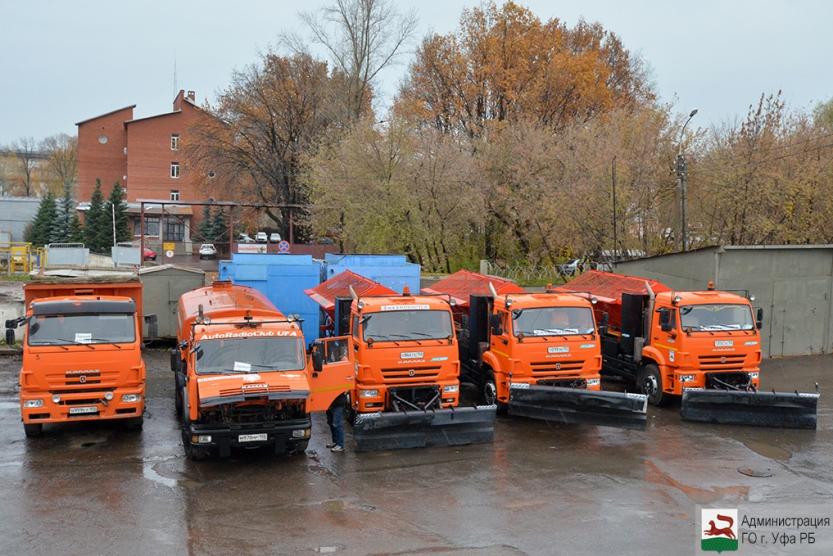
(508, 385, 648, 430)
(681, 389, 819, 429)
(351, 405, 496, 452)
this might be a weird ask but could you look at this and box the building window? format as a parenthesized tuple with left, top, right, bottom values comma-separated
(164, 220, 185, 242)
(171, 134, 180, 151)
(139, 217, 160, 237)
(171, 162, 180, 179)
(170, 190, 180, 201)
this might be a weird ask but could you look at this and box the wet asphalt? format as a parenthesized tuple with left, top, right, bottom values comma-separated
(0, 350, 830, 555)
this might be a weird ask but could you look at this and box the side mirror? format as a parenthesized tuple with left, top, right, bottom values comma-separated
(489, 313, 503, 336)
(756, 307, 764, 330)
(5, 319, 17, 329)
(659, 308, 675, 332)
(311, 343, 324, 373)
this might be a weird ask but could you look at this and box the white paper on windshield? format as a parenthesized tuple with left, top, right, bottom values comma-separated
(233, 361, 252, 372)
(381, 304, 430, 311)
(75, 332, 92, 344)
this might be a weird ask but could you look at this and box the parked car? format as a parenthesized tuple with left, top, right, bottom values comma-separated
(559, 258, 581, 276)
(143, 247, 157, 261)
(198, 244, 217, 259)
(269, 232, 281, 243)
(255, 232, 268, 243)
(238, 233, 255, 243)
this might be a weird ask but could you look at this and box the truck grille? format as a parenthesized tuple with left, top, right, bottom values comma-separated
(530, 360, 585, 374)
(380, 365, 440, 383)
(219, 384, 291, 397)
(698, 354, 746, 371)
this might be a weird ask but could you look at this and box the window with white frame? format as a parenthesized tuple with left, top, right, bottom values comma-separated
(170, 190, 180, 201)
(171, 134, 180, 150)
(171, 162, 180, 179)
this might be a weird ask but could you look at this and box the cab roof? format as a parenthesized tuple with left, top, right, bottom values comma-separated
(494, 291, 593, 309)
(657, 289, 750, 305)
(179, 281, 284, 328)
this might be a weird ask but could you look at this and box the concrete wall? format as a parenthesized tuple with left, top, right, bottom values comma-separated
(615, 246, 833, 358)
(0, 197, 40, 241)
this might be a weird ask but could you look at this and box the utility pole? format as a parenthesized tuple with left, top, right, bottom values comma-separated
(677, 108, 698, 252)
(611, 156, 618, 261)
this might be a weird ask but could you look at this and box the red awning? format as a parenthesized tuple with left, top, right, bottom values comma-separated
(305, 270, 396, 313)
(422, 269, 526, 308)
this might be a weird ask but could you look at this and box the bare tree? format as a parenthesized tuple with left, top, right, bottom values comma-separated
(293, 0, 417, 120)
(12, 137, 39, 196)
(42, 134, 77, 193)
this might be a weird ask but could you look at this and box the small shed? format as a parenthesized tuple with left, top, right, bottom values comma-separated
(138, 265, 205, 340)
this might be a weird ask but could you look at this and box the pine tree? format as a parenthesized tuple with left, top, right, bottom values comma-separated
(198, 205, 215, 241)
(26, 192, 58, 246)
(68, 212, 85, 243)
(211, 209, 228, 242)
(85, 179, 108, 253)
(51, 185, 74, 243)
(105, 182, 131, 244)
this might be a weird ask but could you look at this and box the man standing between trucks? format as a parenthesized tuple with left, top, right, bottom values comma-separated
(326, 392, 347, 452)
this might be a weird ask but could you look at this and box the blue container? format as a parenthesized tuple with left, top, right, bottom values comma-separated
(322, 254, 421, 294)
(219, 254, 321, 343)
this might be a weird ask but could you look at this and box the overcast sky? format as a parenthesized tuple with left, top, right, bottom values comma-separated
(1, 0, 832, 145)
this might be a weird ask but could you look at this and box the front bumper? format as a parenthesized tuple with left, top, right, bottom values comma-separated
(672, 369, 761, 395)
(184, 416, 312, 455)
(20, 387, 145, 424)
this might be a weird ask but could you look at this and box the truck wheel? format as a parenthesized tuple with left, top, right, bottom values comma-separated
(175, 383, 183, 417)
(288, 440, 309, 455)
(483, 373, 497, 406)
(641, 363, 668, 406)
(23, 423, 43, 438)
(124, 416, 144, 431)
(170, 349, 181, 372)
(184, 441, 208, 461)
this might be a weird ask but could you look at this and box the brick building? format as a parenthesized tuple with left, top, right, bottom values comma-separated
(76, 90, 210, 249)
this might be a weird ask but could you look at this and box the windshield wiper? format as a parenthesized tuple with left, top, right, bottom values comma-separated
(30, 340, 70, 351)
(89, 338, 124, 349)
(53, 338, 95, 349)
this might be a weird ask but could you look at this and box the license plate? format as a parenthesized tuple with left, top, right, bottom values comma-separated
(714, 340, 734, 347)
(238, 433, 267, 443)
(69, 406, 98, 415)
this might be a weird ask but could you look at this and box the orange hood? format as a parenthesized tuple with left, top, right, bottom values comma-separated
(195, 369, 310, 408)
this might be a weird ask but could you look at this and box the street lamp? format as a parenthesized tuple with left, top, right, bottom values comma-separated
(677, 108, 698, 251)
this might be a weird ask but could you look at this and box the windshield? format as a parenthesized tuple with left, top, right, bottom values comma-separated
(28, 313, 136, 346)
(512, 307, 595, 337)
(195, 337, 305, 373)
(680, 304, 754, 331)
(362, 310, 453, 342)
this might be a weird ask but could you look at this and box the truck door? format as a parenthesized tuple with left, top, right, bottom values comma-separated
(489, 310, 512, 374)
(308, 336, 355, 412)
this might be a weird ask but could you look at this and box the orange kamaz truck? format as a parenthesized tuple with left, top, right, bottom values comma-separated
(173, 281, 352, 459)
(557, 271, 819, 429)
(315, 286, 496, 451)
(8, 274, 146, 437)
(425, 270, 647, 429)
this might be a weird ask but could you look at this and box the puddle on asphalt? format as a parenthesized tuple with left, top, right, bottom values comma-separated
(740, 439, 792, 461)
(143, 462, 178, 488)
(645, 460, 749, 503)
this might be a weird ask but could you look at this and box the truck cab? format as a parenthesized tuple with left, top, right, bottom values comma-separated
(479, 292, 602, 407)
(346, 293, 460, 414)
(638, 289, 762, 404)
(14, 278, 146, 437)
(175, 281, 351, 459)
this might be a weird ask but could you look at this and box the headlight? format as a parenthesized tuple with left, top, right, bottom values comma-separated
(51, 394, 61, 403)
(192, 435, 212, 444)
(748, 372, 759, 379)
(292, 428, 310, 439)
(586, 378, 600, 386)
(23, 399, 43, 408)
(121, 394, 141, 403)
(359, 389, 379, 398)
(104, 392, 114, 401)
(679, 375, 695, 383)
(442, 385, 459, 393)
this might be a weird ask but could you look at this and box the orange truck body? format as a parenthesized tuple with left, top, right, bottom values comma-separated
(16, 277, 145, 437)
(174, 281, 351, 459)
(344, 293, 461, 413)
(557, 271, 761, 401)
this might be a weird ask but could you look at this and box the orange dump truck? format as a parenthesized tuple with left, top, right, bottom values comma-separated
(8, 274, 146, 437)
(309, 283, 496, 451)
(173, 281, 351, 459)
(557, 271, 818, 429)
(424, 270, 647, 429)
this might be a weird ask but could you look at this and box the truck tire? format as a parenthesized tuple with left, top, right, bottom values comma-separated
(23, 423, 43, 438)
(640, 363, 668, 406)
(184, 440, 208, 461)
(124, 416, 144, 431)
(483, 367, 508, 414)
(170, 348, 181, 372)
(175, 378, 184, 417)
